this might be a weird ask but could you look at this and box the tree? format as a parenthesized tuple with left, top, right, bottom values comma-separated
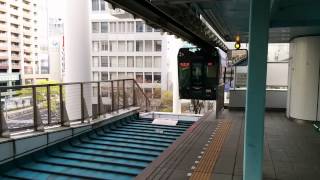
(160, 91, 173, 112)
(17, 80, 60, 113)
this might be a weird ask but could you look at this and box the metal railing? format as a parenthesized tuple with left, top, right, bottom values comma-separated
(0, 79, 150, 138)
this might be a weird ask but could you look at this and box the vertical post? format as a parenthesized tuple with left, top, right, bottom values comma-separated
(0, 90, 9, 138)
(133, 80, 136, 106)
(59, 84, 64, 125)
(123, 80, 126, 108)
(117, 80, 120, 113)
(111, 81, 114, 112)
(97, 82, 101, 116)
(47, 85, 51, 125)
(80, 83, 84, 123)
(244, 0, 270, 179)
(33, 86, 44, 131)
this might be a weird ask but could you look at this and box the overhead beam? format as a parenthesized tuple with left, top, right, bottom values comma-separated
(105, 0, 228, 52)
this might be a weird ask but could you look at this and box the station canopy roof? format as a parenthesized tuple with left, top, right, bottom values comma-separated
(106, 0, 320, 49)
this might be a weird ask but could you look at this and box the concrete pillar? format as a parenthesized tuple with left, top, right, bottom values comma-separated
(244, 0, 270, 179)
(64, 0, 91, 120)
(287, 36, 320, 121)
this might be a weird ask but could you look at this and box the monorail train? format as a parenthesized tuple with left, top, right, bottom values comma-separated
(178, 47, 225, 100)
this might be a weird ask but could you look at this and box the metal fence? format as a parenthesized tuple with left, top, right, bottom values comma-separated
(0, 79, 150, 138)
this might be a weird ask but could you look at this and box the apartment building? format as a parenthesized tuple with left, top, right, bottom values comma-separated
(90, 0, 183, 109)
(0, 0, 49, 86)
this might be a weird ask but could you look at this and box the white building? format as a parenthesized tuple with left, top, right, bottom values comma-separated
(89, 0, 183, 109)
(0, 0, 51, 85)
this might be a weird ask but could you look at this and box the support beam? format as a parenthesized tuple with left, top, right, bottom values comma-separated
(244, 0, 270, 179)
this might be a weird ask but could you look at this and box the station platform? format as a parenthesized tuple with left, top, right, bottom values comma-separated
(137, 110, 320, 180)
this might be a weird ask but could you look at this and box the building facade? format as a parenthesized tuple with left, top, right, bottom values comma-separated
(0, 0, 50, 86)
(89, 0, 183, 109)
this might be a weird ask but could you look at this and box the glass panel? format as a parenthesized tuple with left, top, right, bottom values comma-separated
(144, 56, 152, 68)
(110, 56, 117, 67)
(101, 72, 108, 80)
(145, 40, 152, 52)
(118, 56, 125, 67)
(109, 41, 117, 52)
(92, 41, 99, 52)
(92, 56, 99, 67)
(101, 40, 108, 51)
(92, 22, 99, 33)
(100, 0, 105, 11)
(154, 72, 161, 83)
(154, 40, 162, 51)
(92, 0, 99, 11)
(146, 24, 153, 32)
(101, 56, 108, 67)
(127, 56, 134, 67)
(136, 21, 144, 32)
(135, 56, 143, 68)
(154, 56, 161, 68)
(136, 72, 143, 83)
(127, 41, 134, 52)
(136, 40, 143, 52)
(118, 41, 125, 52)
(110, 72, 117, 80)
(144, 72, 152, 83)
(101, 22, 108, 33)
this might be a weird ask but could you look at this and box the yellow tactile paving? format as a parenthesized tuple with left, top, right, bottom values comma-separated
(189, 120, 231, 180)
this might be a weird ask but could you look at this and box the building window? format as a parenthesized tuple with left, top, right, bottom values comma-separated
(110, 72, 117, 80)
(92, 0, 99, 11)
(154, 40, 162, 51)
(127, 41, 134, 52)
(101, 72, 108, 81)
(144, 88, 152, 98)
(100, 0, 105, 11)
(92, 87, 98, 97)
(136, 40, 143, 52)
(118, 72, 126, 79)
(118, 41, 126, 52)
(109, 41, 117, 52)
(101, 56, 108, 67)
(93, 72, 99, 81)
(136, 72, 143, 83)
(92, 22, 99, 33)
(127, 72, 134, 78)
(127, 56, 134, 67)
(92, 41, 99, 52)
(145, 40, 152, 52)
(154, 72, 161, 83)
(153, 88, 161, 99)
(144, 56, 152, 68)
(92, 56, 99, 67)
(136, 21, 144, 32)
(101, 40, 108, 51)
(118, 22, 125, 32)
(127, 22, 134, 32)
(154, 56, 161, 68)
(110, 22, 116, 33)
(146, 24, 153, 32)
(118, 56, 125, 67)
(110, 56, 117, 67)
(144, 72, 152, 83)
(135, 56, 143, 68)
(101, 22, 108, 33)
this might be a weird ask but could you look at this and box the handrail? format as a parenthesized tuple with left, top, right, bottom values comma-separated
(0, 79, 151, 138)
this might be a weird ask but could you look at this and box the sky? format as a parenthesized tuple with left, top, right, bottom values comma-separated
(48, 0, 65, 18)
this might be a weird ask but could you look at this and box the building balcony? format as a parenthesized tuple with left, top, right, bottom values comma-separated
(24, 66, 33, 74)
(23, 46, 32, 53)
(11, 63, 21, 69)
(23, 38, 32, 45)
(11, 55, 20, 60)
(10, 1, 19, 7)
(0, 33, 7, 41)
(24, 55, 31, 61)
(0, 63, 8, 69)
(0, 43, 8, 50)
(10, 8, 19, 16)
(11, 36, 19, 42)
(0, 4, 7, 13)
(0, 0, 6, 3)
(23, 12, 32, 20)
(0, 24, 8, 31)
(11, 45, 20, 52)
(23, 29, 32, 36)
(0, 53, 8, 60)
(23, 21, 32, 28)
(22, 4, 31, 11)
(11, 27, 20, 34)
(10, 18, 20, 25)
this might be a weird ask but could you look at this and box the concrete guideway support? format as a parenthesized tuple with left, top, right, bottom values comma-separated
(244, 0, 270, 179)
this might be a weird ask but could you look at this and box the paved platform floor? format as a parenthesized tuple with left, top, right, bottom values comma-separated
(138, 110, 320, 180)
(213, 110, 320, 180)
